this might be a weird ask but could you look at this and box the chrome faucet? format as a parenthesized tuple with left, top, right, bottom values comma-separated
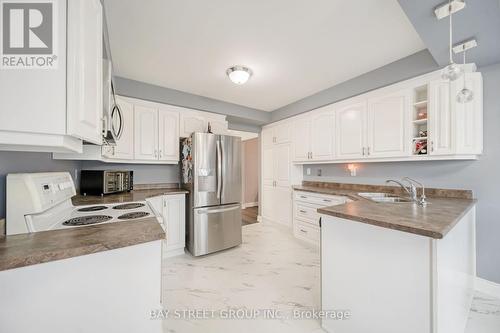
(385, 179, 417, 201)
(385, 178, 427, 206)
(402, 177, 427, 207)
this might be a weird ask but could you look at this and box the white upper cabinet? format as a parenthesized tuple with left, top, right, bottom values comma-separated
(429, 79, 453, 155)
(207, 118, 229, 135)
(102, 97, 134, 160)
(287, 67, 482, 164)
(274, 122, 291, 144)
(310, 106, 335, 161)
(292, 116, 311, 162)
(366, 90, 410, 158)
(180, 111, 228, 137)
(262, 127, 275, 148)
(336, 102, 366, 159)
(66, 0, 103, 145)
(180, 112, 206, 137)
(0, 0, 103, 153)
(158, 107, 180, 162)
(292, 106, 335, 162)
(134, 105, 159, 160)
(454, 73, 483, 154)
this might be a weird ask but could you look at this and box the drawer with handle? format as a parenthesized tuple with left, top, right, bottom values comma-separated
(294, 191, 346, 206)
(294, 203, 321, 226)
(295, 221, 320, 243)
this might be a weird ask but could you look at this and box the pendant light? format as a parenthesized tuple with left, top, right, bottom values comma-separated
(456, 47, 473, 103)
(441, 0, 463, 81)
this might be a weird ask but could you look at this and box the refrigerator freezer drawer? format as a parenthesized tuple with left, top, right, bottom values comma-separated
(188, 203, 242, 256)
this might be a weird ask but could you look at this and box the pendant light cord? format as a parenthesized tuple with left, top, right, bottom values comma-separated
(449, 0, 453, 64)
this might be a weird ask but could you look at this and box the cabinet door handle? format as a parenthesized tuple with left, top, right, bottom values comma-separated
(154, 149, 158, 158)
(159, 149, 163, 159)
(367, 147, 370, 155)
(300, 229, 308, 234)
(299, 210, 307, 213)
(300, 195, 307, 199)
(430, 141, 434, 152)
(112, 146, 115, 156)
(323, 199, 331, 202)
(362, 147, 365, 156)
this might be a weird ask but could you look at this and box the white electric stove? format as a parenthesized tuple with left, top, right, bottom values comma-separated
(6, 172, 153, 235)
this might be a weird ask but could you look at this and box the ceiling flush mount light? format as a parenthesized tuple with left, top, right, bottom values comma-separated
(435, 0, 466, 81)
(226, 66, 252, 85)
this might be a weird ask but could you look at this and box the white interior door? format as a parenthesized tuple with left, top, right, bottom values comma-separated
(158, 107, 179, 161)
(111, 97, 134, 159)
(134, 105, 158, 160)
(367, 91, 409, 158)
(311, 107, 335, 161)
(66, 0, 103, 144)
(292, 117, 311, 162)
(429, 80, 453, 155)
(336, 102, 366, 159)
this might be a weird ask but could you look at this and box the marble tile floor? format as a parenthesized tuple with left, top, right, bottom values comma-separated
(162, 222, 500, 333)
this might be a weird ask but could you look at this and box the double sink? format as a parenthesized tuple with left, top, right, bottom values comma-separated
(358, 192, 412, 203)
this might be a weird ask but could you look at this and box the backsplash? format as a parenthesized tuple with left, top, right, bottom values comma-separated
(81, 161, 180, 184)
(0, 151, 81, 218)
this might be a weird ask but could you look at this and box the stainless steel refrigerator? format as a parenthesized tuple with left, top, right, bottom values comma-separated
(181, 132, 242, 256)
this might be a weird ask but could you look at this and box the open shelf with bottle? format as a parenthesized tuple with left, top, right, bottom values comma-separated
(411, 85, 429, 156)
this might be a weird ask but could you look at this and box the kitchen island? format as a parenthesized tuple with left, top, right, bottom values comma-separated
(0, 218, 165, 333)
(310, 181, 476, 333)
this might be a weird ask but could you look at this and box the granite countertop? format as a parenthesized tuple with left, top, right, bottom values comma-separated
(0, 218, 165, 272)
(293, 182, 476, 239)
(72, 188, 188, 206)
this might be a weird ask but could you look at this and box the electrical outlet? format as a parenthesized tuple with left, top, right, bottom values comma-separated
(306, 168, 311, 175)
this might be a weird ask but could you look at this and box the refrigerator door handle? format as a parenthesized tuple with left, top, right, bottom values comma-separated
(216, 138, 222, 199)
(196, 204, 240, 214)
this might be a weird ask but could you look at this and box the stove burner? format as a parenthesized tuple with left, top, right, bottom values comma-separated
(113, 203, 145, 210)
(117, 212, 150, 220)
(77, 205, 108, 212)
(63, 215, 112, 226)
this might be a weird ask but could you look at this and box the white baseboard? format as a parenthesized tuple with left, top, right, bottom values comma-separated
(242, 202, 258, 209)
(476, 277, 500, 298)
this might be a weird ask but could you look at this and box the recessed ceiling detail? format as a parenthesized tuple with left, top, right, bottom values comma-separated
(104, 0, 425, 111)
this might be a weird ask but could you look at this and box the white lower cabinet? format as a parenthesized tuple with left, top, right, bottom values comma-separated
(161, 194, 186, 257)
(293, 191, 347, 245)
(146, 194, 186, 258)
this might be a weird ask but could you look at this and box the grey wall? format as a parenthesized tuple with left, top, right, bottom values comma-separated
(398, 0, 500, 68)
(81, 161, 180, 185)
(0, 152, 82, 219)
(302, 62, 500, 284)
(272, 50, 439, 122)
(114, 76, 271, 128)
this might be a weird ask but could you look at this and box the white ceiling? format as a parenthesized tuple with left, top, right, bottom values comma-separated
(104, 0, 425, 111)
